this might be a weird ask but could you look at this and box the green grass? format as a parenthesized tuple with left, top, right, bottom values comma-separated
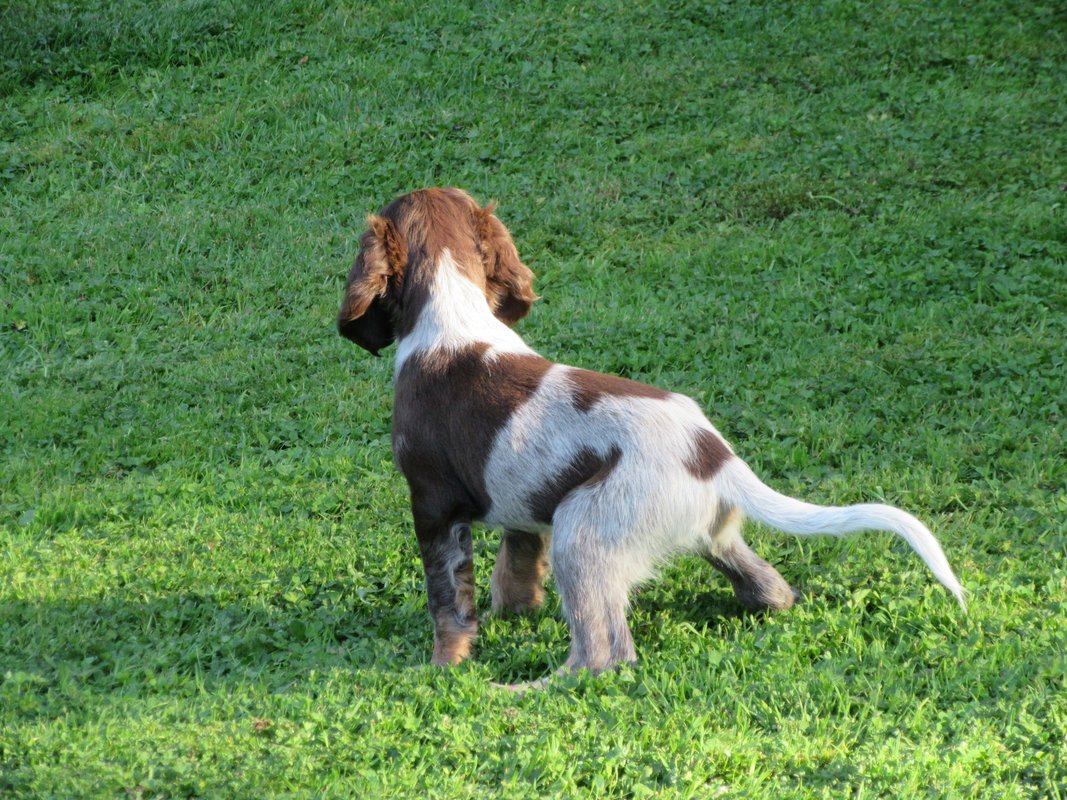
(2, 0, 1065, 796)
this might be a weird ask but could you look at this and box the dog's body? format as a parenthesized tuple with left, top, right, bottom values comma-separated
(338, 188, 964, 673)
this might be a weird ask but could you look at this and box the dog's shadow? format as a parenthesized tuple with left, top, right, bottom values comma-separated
(2, 562, 780, 709)
(1, 590, 439, 720)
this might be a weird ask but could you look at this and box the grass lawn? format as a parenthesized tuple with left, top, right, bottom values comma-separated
(1, 0, 1065, 796)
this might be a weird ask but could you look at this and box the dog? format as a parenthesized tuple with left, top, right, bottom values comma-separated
(337, 187, 965, 674)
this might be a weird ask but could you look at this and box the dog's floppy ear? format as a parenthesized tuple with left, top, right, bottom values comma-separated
(476, 203, 537, 326)
(337, 215, 406, 355)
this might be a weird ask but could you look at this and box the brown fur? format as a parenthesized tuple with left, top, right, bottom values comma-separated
(527, 446, 622, 525)
(394, 346, 553, 522)
(431, 609, 477, 665)
(474, 202, 538, 324)
(337, 221, 405, 354)
(685, 428, 733, 479)
(416, 519, 478, 667)
(491, 531, 551, 615)
(566, 369, 672, 413)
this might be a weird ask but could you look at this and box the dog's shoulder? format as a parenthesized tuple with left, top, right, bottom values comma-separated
(557, 367, 673, 412)
(396, 344, 551, 404)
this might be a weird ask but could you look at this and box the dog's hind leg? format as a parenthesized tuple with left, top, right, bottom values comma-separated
(551, 521, 638, 673)
(413, 509, 478, 666)
(491, 530, 550, 616)
(704, 507, 798, 612)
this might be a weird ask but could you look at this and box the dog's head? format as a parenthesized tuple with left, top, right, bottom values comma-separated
(337, 188, 537, 355)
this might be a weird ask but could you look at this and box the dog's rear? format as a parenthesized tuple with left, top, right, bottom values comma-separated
(338, 188, 964, 675)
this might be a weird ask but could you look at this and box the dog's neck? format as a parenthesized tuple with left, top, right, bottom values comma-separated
(394, 249, 535, 375)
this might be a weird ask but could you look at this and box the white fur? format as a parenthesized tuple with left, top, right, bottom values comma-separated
(397, 252, 965, 609)
(394, 249, 534, 375)
(484, 367, 730, 574)
(714, 459, 966, 606)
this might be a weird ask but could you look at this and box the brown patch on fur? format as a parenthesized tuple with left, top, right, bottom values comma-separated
(370, 214, 407, 277)
(685, 428, 733, 479)
(526, 446, 622, 525)
(566, 368, 672, 413)
(491, 531, 550, 616)
(380, 188, 481, 282)
(394, 346, 553, 522)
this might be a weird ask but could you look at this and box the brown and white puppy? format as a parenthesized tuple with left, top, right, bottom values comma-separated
(338, 187, 965, 674)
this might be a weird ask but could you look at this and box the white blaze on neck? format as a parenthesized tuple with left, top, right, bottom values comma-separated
(394, 249, 535, 375)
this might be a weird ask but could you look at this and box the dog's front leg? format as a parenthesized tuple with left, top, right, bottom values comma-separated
(413, 510, 478, 666)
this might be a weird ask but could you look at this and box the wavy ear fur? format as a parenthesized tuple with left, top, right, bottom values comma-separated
(476, 203, 537, 326)
(337, 215, 406, 355)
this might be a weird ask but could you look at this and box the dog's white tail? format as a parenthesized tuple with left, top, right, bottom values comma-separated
(716, 458, 966, 608)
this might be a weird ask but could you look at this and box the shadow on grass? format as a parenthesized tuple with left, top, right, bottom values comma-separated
(644, 587, 752, 625)
(1, 570, 794, 708)
(0, 0, 319, 95)
(477, 579, 760, 685)
(0, 591, 429, 719)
